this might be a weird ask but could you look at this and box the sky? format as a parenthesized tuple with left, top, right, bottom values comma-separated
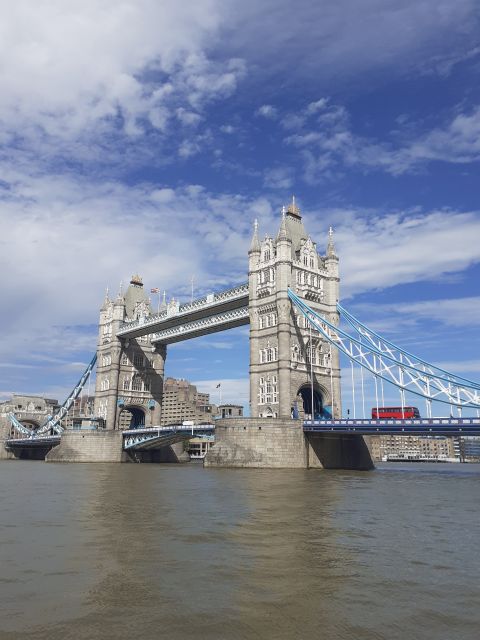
(0, 0, 479, 416)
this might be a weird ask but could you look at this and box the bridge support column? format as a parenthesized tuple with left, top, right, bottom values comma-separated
(306, 433, 374, 470)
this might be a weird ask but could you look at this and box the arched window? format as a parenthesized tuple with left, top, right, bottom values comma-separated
(102, 354, 111, 367)
(264, 249, 270, 262)
(123, 377, 130, 391)
(101, 378, 110, 391)
(131, 374, 142, 391)
(121, 352, 128, 365)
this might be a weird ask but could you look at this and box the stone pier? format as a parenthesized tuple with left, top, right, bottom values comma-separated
(46, 431, 128, 463)
(205, 418, 374, 469)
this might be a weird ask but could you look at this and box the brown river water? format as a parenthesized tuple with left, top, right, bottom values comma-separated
(0, 461, 479, 640)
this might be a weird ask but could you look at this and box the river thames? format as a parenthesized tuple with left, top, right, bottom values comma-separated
(0, 461, 478, 640)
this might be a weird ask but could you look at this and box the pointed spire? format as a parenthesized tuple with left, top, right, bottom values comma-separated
(327, 226, 337, 257)
(116, 280, 124, 301)
(249, 218, 260, 253)
(160, 290, 167, 309)
(277, 205, 288, 242)
(286, 195, 301, 218)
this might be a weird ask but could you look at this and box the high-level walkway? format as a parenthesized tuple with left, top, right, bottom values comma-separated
(117, 284, 249, 343)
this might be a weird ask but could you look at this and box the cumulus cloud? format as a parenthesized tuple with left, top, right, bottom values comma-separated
(255, 105, 277, 119)
(332, 210, 480, 296)
(0, 1, 245, 148)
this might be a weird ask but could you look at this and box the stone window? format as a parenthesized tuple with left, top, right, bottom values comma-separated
(102, 354, 112, 367)
(264, 249, 270, 262)
(259, 375, 278, 405)
(123, 377, 130, 390)
(133, 352, 144, 368)
(259, 345, 277, 363)
(131, 373, 142, 392)
(101, 378, 110, 391)
(121, 352, 128, 365)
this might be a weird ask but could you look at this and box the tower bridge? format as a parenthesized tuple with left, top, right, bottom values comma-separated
(3, 198, 480, 468)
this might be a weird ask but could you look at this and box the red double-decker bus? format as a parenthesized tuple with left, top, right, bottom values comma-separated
(372, 406, 420, 419)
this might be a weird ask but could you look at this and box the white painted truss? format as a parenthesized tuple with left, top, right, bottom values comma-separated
(288, 289, 480, 411)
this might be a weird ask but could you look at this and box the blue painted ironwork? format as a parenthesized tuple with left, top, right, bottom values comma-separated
(288, 289, 480, 410)
(5, 435, 61, 450)
(123, 424, 215, 450)
(303, 417, 480, 436)
(7, 413, 35, 437)
(35, 354, 98, 436)
(337, 303, 478, 389)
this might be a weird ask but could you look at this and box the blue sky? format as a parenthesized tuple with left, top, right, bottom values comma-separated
(0, 0, 479, 415)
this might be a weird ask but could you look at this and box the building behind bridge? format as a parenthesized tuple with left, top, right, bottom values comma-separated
(369, 434, 461, 463)
(161, 377, 217, 425)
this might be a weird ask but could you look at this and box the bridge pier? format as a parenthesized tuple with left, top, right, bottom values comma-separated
(305, 433, 374, 470)
(204, 418, 374, 469)
(45, 431, 128, 463)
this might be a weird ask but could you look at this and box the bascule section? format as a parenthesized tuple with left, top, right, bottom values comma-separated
(248, 200, 342, 421)
(94, 275, 166, 430)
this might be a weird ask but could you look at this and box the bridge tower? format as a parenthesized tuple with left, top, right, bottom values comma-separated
(248, 200, 341, 420)
(93, 275, 166, 430)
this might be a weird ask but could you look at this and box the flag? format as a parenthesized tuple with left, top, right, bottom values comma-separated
(216, 383, 221, 388)
(150, 287, 159, 294)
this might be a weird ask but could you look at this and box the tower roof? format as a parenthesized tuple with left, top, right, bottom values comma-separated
(327, 226, 337, 258)
(124, 274, 151, 318)
(277, 197, 308, 257)
(249, 219, 261, 253)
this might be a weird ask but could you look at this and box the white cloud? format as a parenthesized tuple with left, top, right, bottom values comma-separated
(0, 1, 245, 149)
(256, 104, 277, 119)
(304, 208, 480, 297)
(284, 99, 480, 179)
(381, 297, 480, 328)
(263, 166, 294, 190)
(225, 0, 479, 83)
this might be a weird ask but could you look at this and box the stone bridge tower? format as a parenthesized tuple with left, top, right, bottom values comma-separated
(248, 200, 341, 420)
(93, 275, 166, 430)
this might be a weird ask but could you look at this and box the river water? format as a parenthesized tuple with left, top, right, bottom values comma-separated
(0, 461, 478, 640)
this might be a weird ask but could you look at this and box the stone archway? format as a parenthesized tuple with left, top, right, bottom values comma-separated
(297, 385, 324, 420)
(118, 406, 145, 430)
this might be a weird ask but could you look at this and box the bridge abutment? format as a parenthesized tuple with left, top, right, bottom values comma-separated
(205, 418, 374, 469)
(45, 431, 128, 463)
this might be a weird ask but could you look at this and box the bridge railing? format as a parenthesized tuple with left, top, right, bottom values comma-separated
(304, 417, 480, 426)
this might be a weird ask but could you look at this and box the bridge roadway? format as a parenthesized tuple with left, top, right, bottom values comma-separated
(304, 417, 480, 436)
(117, 283, 249, 342)
(122, 424, 215, 450)
(5, 417, 480, 456)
